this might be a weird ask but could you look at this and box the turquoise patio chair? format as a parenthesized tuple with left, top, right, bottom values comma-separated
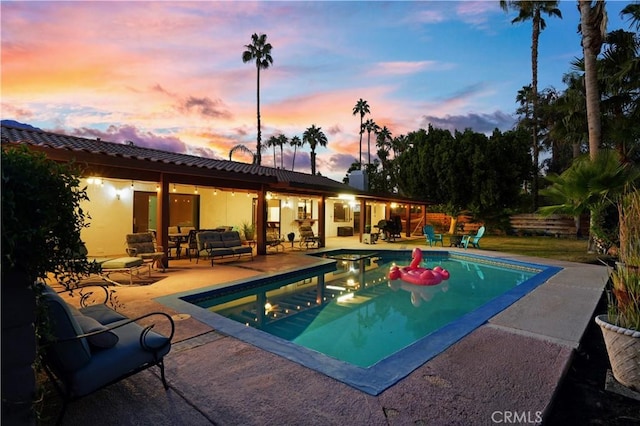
(423, 225, 444, 247)
(461, 226, 485, 249)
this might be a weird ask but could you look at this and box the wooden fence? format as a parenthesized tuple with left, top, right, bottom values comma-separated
(420, 212, 588, 238)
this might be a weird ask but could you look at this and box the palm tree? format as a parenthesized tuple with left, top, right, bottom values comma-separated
(289, 136, 303, 171)
(540, 150, 639, 251)
(376, 126, 393, 152)
(363, 119, 380, 166)
(265, 135, 279, 167)
(276, 134, 288, 169)
(303, 124, 328, 175)
(621, 2, 640, 30)
(242, 33, 273, 166)
(352, 99, 370, 168)
(375, 126, 394, 191)
(599, 28, 639, 163)
(578, 0, 607, 160)
(501, 1, 562, 209)
(228, 144, 255, 163)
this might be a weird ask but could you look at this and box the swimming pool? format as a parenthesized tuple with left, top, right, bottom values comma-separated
(158, 250, 561, 395)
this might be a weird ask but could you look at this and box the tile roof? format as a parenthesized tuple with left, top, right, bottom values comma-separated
(1, 124, 354, 193)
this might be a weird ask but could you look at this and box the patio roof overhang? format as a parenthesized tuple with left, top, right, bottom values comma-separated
(1, 124, 430, 206)
(2, 124, 435, 256)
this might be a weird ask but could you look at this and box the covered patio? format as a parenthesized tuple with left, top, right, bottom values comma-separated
(1, 124, 430, 265)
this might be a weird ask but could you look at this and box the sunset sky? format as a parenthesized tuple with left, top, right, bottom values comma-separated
(1, 1, 632, 181)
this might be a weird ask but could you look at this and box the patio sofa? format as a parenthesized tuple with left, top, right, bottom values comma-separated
(40, 284, 174, 424)
(196, 230, 253, 266)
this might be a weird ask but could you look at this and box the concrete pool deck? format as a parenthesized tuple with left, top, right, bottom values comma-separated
(55, 236, 609, 425)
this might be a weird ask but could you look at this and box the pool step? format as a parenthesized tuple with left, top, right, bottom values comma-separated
(222, 284, 383, 330)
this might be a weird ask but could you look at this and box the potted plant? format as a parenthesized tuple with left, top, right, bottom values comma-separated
(239, 222, 255, 243)
(1, 146, 98, 423)
(595, 188, 640, 391)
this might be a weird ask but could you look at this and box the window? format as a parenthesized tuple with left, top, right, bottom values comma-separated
(169, 194, 200, 228)
(334, 203, 350, 222)
(297, 199, 313, 220)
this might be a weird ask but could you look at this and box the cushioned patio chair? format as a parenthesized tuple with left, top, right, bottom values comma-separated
(266, 230, 285, 252)
(125, 232, 165, 272)
(461, 226, 486, 249)
(423, 225, 444, 247)
(299, 225, 320, 249)
(74, 243, 150, 286)
(40, 284, 174, 424)
(96, 256, 149, 286)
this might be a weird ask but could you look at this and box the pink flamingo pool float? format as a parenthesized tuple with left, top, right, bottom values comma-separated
(388, 248, 450, 286)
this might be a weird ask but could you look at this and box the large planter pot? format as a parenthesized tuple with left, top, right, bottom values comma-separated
(595, 314, 640, 391)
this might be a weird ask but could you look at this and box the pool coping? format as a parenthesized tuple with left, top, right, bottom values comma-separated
(157, 249, 562, 395)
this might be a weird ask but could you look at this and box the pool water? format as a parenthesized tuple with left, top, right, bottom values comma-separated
(162, 250, 561, 394)
(274, 256, 533, 367)
(194, 251, 539, 367)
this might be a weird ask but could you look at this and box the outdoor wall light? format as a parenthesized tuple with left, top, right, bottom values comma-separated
(213, 188, 217, 195)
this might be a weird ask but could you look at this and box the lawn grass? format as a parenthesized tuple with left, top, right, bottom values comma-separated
(407, 235, 612, 264)
(478, 236, 606, 264)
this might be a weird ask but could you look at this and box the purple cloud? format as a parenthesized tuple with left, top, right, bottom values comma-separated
(67, 124, 189, 153)
(420, 111, 516, 134)
(178, 96, 232, 119)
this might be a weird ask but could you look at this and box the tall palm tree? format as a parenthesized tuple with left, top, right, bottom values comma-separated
(375, 126, 393, 190)
(363, 119, 380, 166)
(303, 124, 328, 175)
(352, 98, 370, 169)
(599, 29, 639, 163)
(276, 134, 288, 169)
(501, 1, 562, 209)
(265, 135, 279, 167)
(621, 2, 640, 30)
(578, 0, 607, 160)
(391, 134, 409, 157)
(289, 135, 303, 171)
(376, 126, 393, 152)
(242, 33, 273, 166)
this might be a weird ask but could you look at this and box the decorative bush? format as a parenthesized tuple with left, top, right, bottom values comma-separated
(2, 145, 98, 288)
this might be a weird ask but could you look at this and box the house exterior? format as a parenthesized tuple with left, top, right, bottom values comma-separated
(1, 124, 431, 263)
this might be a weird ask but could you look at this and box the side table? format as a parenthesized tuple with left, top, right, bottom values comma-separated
(449, 235, 463, 248)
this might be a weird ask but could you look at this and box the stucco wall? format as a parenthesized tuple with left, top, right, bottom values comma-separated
(79, 178, 389, 255)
